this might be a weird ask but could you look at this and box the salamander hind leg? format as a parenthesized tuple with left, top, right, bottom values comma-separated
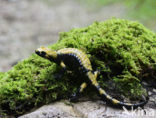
(69, 82, 87, 102)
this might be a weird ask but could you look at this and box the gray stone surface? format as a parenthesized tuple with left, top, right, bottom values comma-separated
(19, 100, 156, 118)
(72, 100, 156, 118)
(19, 102, 79, 118)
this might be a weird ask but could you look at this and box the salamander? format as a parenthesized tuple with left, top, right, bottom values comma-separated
(35, 46, 148, 109)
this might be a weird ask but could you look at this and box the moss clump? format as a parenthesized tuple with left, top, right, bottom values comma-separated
(0, 18, 156, 116)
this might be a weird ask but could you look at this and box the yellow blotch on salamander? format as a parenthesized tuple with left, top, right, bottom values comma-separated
(99, 88, 106, 95)
(112, 99, 120, 104)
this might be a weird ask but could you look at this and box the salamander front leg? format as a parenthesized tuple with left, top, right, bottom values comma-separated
(70, 82, 87, 102)
(53, 61, 67, 79)
(94, 70, 100, 78)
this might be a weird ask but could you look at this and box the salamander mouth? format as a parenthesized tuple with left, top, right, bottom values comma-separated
(35, 50, 46, 57)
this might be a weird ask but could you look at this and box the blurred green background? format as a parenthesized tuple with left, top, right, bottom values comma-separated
(79, 0, 156, 29)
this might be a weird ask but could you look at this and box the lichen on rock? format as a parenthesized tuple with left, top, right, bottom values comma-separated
(0, 18, 156, 116)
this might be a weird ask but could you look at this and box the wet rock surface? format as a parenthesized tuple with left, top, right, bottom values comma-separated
(0, 0, 125, 72)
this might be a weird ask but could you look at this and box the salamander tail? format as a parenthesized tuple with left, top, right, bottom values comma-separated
(95, 85, 148, 109)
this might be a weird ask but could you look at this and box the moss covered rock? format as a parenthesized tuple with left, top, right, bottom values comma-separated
(0, 18, 156, 116)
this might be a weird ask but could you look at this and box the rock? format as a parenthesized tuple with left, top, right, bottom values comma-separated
(73, 100, 122, 118)
(19, 100, 156, 118)
(73, 100, 155, 118)
(153, 89, 156, 93)
(19, 101, 79, 118)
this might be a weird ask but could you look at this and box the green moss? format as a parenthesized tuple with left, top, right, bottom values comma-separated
(0, 18, 156, 116)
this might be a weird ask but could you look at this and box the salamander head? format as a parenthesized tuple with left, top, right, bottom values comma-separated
(35, 46, 57, 60)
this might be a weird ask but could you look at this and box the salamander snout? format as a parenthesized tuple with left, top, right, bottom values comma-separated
(35, 49, 46, 57)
